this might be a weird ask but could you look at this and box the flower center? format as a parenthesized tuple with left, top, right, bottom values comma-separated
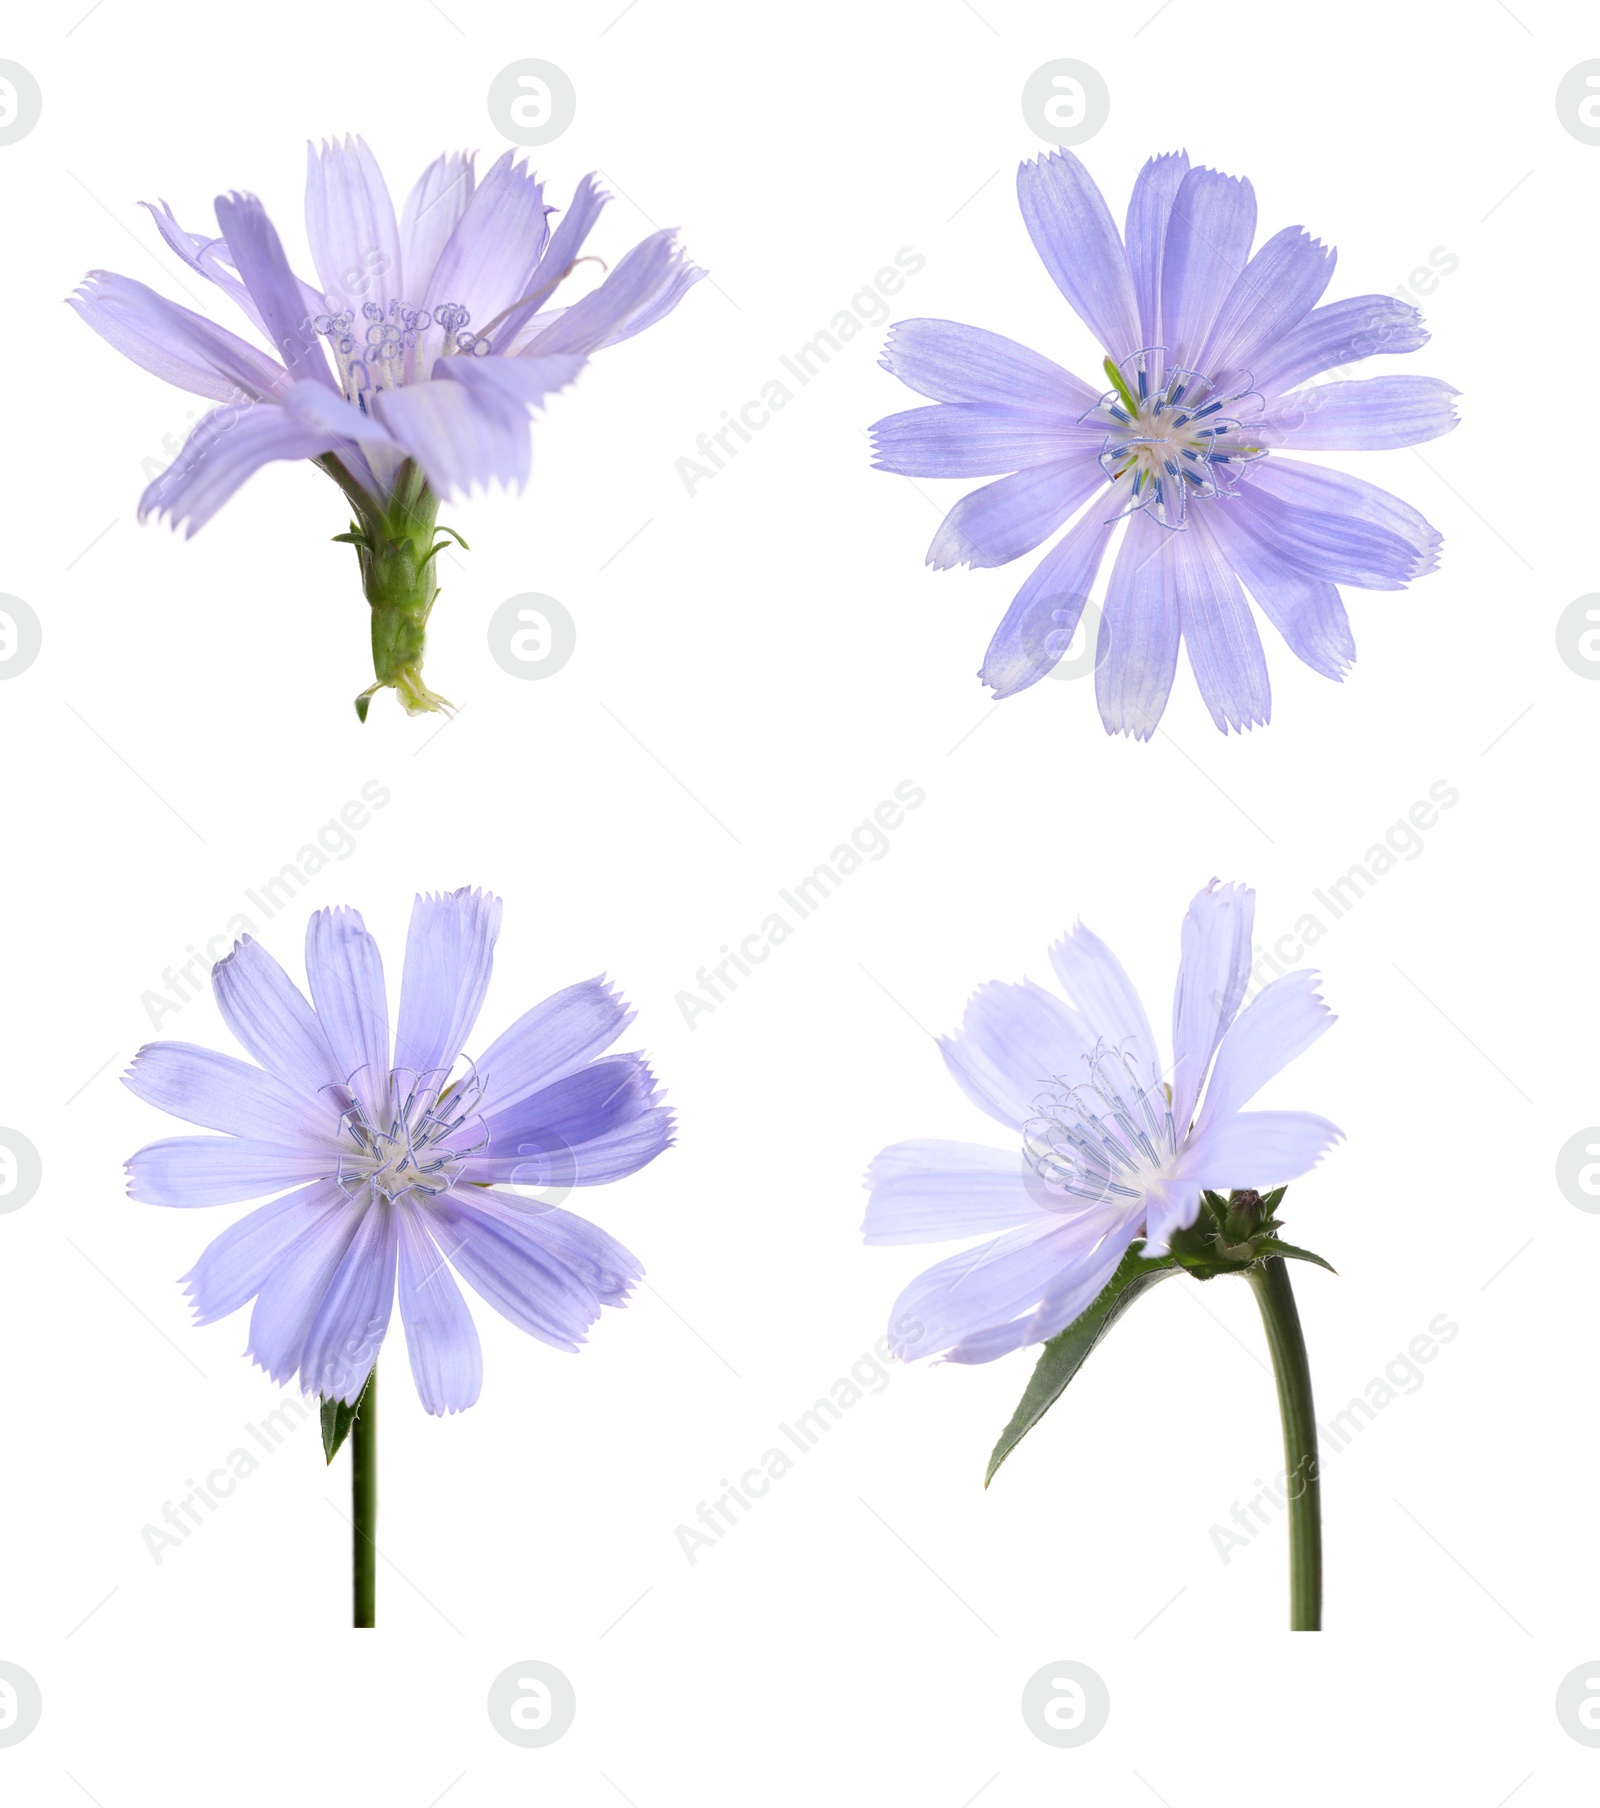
(1022, 1040, 1177, 1205)
(311, 299, 491, 406)
(334, 1066, 488, 1205)
(1084, 350, 1265, 531)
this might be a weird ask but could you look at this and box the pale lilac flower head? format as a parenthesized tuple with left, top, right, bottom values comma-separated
(871, 149, 1457, 736)
(124, 889, 673, 1414)
(72, 137, 702, 529)
(863, 882, 1340, 1362)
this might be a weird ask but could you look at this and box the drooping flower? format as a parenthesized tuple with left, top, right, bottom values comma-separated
(123, 887, 673, 1414)
(72, 138, 701, 717)
(870, 149, 1456, 736)
(863, 881, 1340, 1362)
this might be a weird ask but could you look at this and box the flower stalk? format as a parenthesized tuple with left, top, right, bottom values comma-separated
(351, 1366, 377, 1629)
(1246, 1255, 1322, 1630)
(322, 456, 466, 721)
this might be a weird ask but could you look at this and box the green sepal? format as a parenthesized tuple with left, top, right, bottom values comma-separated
(985, 1243, 1175, 1487)
(321, 1370, 374, 1464)
(331, 529, 370, 548)
(1251, 1237, 1337, 1275)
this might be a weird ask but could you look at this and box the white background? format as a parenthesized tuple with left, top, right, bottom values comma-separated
(0, 0, 1591, 1800)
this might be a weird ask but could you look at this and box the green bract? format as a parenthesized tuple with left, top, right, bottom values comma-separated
(985, 1188, 1334, 1487)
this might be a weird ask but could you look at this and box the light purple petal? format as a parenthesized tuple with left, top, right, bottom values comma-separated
(395, 1204, 482, 1415)
(1139, 1180, 1205, 1261)
(1196, 970, 1335, 1135)
(1160, 167, 1256, 368)
(126, 1136, 334, 1207)
(480, 1054, 661, 1158)
(1169, 879, 1255, 1132)
(952, 1214, 1140, 1360)
(182, 1179, 350, 1323)
(1095, 507, 1181, 740)
(557, 1110, 675, 1185)
(499, 171, 610, 347)
(863, 1140, 1050, 1245)
(278, 371, 402, 453)
(1260, 375, 1459, 451)
(138, 400, 331, 537)
(1233, 460, 1441, 590)
(979, 498, 1118, 696)
(399, 152, 476, 302)
(1204, 500, 1355, 680)
(879, 318, 1100, 413)
(1124, 151, 1190, 349)
(246, 1197, 366, 1386)
(889, 1209, 1125, 1362)
(1201, 226, 1335, 383)
(371, 354, 583, 497)
(476, 977, 635, 1118)
(927, 455, 1105, 571)
(522, 228, 701, 356)
(872, 403, 1099, 478)
(1047, 920, 1160, 1074)
(69, 271, 285, 403)
(426, 1189, 605, 1351)
(436, 347, 586, 412)
(939, 980, 1094, 1132)
(211, 935, 346, 1108)
(1178, 515, 1271, 735)
(371, 369, 527, 496)
(305, 134, 404, 315)
(1249, 294, 1428, 396)
(299, 1199, 399, 1402)
(304, 907, 391, 1126)
(393, 887, 503, 1081)
(457, 1105, 674, 1187)
(422, 150, 550, 333)
(1017, 148, 1140, 356)
(485, 1194, 642, 1305)
(142, 199, 278, 333)
(122, 1041, 337, 1147)
(213, 191, 335, 390)
(1173, 1109, 1343, 1188)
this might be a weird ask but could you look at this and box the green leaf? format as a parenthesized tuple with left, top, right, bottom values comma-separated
(1252, 1238, 1337, 1275)
(321, 1372, 373, 1464)
(985, 1245, 1175, 1487)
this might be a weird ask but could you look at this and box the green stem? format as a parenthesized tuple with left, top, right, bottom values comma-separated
(318, 457, 457, 720)
(1246, 1257, 1322, 1630)
(352, 1367, 377, 1630)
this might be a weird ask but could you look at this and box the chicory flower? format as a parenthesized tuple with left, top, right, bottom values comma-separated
(862, 880, 1342, 1628)
(124, 887, 673, 1415)
(864, 880, 1339, 1362)
(871, 150, 1456, 736)
(73, 138, 701, 717)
